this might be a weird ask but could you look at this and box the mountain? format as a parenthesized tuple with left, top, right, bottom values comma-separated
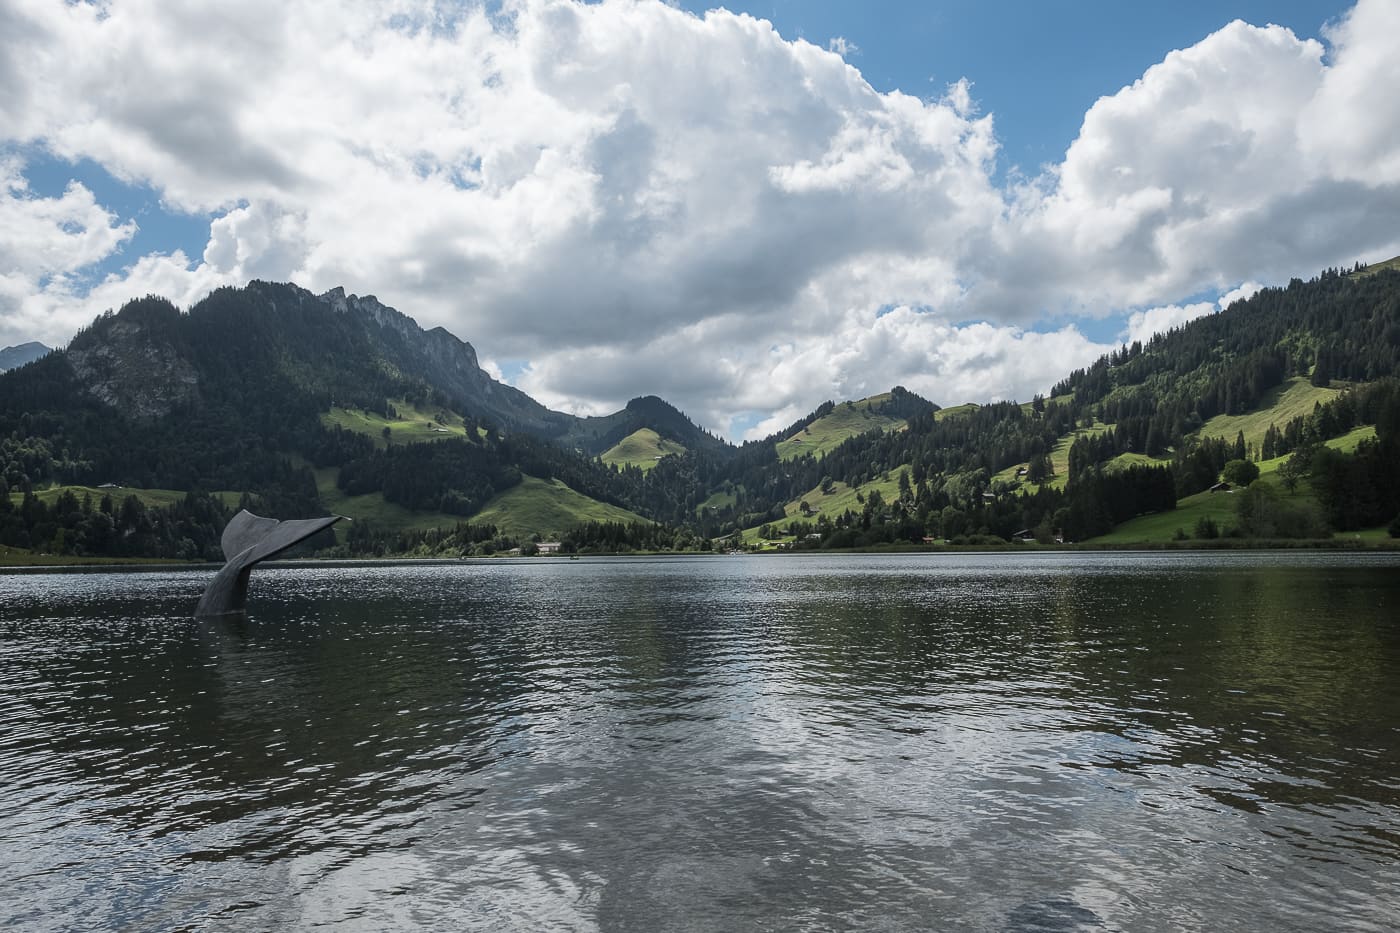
(562, 395, 729, 457)
(774, 389, 937, 461)
(0, 281, 728, 556)
(3, 261, 1399, 561)
(0, 342, 50, 372)
(314, 286, 564, 435)
(12, 279, 716, 447)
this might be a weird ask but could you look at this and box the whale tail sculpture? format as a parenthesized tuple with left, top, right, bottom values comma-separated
(195, 510, 343, 617)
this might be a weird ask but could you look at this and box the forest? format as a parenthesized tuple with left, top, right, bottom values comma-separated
(1, 266, 1399, 559)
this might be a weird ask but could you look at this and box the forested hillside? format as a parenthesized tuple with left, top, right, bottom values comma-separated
(3, 263, 1398, 560)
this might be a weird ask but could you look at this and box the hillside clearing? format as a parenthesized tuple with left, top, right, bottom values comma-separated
(468, 475, 647, 538)
(13, 485, 242, 510)
(994, 422, 1115, 493)
(312, 467, 464, 538)
(1089, 425, 1385, 544)
(776, 395, 906, 461)
(934, 403, 979, 421)
(1198, 377, 1341, 451)
(740, 466, 913, 547)
(601, 428, 686, 471)
(321, 398, 478, 448)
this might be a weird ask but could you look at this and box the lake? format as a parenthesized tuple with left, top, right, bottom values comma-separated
(2, 552, 1399, 931)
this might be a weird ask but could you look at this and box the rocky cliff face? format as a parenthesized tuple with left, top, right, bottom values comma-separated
(316, 286, 566, 434)
(66, 303, 199, 419)
(39, 280, 713, 451)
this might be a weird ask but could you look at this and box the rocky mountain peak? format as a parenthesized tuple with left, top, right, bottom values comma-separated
(0, 341, 51, 372)
(66, 298, 198, 419)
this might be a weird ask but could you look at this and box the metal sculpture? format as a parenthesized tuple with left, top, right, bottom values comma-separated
(195, 510, 343, 617)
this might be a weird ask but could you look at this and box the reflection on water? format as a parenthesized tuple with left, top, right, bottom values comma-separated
(2, 552, 1399, 930)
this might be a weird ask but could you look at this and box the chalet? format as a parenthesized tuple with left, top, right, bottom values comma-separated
(1208, 482, 1233, 493)
(1012, 529, 1036, 541)
(537, 541, 563, 555)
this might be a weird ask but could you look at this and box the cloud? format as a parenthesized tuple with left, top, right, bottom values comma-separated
(827, 36, 858, 58)
(517, 303, 1112, 438)
(1218, 280, 1264, 310)
(981, 5, 1400, 321)
(1121, 302, 1215, 348)
(0, 158, 138, 346)
(0, 0, 1398, 435)
(1302, 0, 1400, 183)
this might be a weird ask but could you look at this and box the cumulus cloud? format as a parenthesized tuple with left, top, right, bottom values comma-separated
(518, 303, 1113, 437)
(0, 158, 137, 346)
(0, 0, 1398, 435)
(1121, 302, 1215, 348)
(1218, 280, 1264, 310)
(982, 6, 1400, 319)
(1120, 278, 1269, 348)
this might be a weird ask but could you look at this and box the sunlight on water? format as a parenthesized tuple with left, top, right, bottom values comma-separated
(2, 552, 1398, 930)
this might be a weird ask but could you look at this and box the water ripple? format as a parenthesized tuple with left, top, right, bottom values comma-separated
(1, 552, 1398, 930)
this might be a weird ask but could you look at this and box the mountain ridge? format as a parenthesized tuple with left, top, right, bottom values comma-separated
(0, 341, 51, 373)
(3, 260, 1399, 558)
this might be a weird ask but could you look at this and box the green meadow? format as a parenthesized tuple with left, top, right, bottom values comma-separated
(467, 475, 648, 539)
(601, 428, 686, 471)
(1198, 377, 1341, 450)
(321, 398, 480, 447)
(11, 485, 243, 510)
(1090, 425, 1383, 544)
(776, 394, 906, 461)
(740, 465, 913, 547)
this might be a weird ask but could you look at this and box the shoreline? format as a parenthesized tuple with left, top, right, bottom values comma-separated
(4, 537, 1399, 573)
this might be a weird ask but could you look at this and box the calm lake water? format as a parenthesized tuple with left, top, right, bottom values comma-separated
(2, 552, 1399, 931)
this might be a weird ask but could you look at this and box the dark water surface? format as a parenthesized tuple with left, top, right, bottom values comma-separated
(3, 552, 1399, 931)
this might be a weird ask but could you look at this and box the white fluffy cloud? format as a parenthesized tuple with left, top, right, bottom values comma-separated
(1, 0, 1398, 435)
(0, 158, 136, 344)
(985, 8, 1400, 319)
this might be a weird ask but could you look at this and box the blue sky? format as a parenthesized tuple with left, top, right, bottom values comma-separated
(3, 0, 1397, 436)
(16, 1, 1351, 300)
(678, 2, 1348, 173)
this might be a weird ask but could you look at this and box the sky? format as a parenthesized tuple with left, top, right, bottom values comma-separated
(3, 0, 1399, 439)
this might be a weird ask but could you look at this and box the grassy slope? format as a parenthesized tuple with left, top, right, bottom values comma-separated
(934, 403, 979, 421)
(4, 485, 240, 565)
(312, 467, 464, 537)
(740, 465, 913, 547)
(993, 422, 1114, 493)
(776, 394, 906, 461)
(468, 475, 647, 538)
(0, 546, 178, 567)
(1323, 424, 1378, 453)
(1090, 425, 1381, 543)
(1354, 255, 1400, 278)
(1000, 377, 1357, 500)
(321, 398, 478, 448)
(1199, 377, 1341, 451)
(697, 486, 740, 514)
(1018, 392, 1075, 414)
(600, 428, 686, 471)
(12, 485, 242, 509)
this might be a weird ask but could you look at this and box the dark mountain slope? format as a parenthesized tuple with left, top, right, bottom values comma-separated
(559, 395, 729, 456)
(0, 342, 50, 372)
(4, 261, 1398, 559)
